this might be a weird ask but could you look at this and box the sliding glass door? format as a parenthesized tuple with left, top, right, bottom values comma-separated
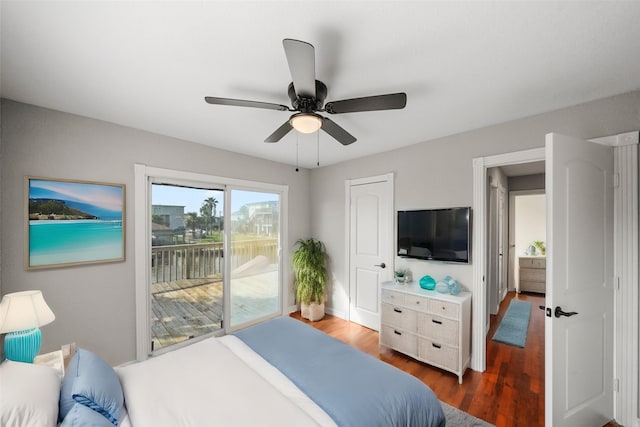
(150, 183, 225, 351)
(143, 175, 283, 355)
(228, 189, 281, 328)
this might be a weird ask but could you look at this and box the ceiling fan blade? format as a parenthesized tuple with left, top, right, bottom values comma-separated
(205, 96, 289, 111)
(264, 120, 293, 143)
(324, 92, 407, 114)
(283, 39, 316, 98)
(321, 117, 356, 146)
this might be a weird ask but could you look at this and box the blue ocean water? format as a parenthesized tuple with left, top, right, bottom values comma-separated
(29, 220, 123, 266)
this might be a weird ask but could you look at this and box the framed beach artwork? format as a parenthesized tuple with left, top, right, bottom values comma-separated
(25, 177, 125, 270)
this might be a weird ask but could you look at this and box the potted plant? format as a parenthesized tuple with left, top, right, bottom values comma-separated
(293, 238, 328, 321)
(532, 240, 546, 256)
(394, 268, 409, 284)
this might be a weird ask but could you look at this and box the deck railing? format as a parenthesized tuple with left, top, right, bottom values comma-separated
(151, 239, 278, 283)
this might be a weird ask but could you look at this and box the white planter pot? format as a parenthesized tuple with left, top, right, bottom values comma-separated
(300, 301, 325, 321)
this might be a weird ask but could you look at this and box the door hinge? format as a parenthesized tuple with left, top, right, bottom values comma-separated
(613, 173, 620, 188)
(616, 276, 621, 291)
(613, 378, 620, 393)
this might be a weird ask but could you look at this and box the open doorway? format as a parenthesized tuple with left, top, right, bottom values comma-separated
(484, 161, 546, 416)
(510, 190, 546, 294)
(486, 163, 545, 320)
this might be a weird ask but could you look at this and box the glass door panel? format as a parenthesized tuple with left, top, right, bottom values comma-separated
(150, 183, 224, 351)
(228, 189, 281, 328)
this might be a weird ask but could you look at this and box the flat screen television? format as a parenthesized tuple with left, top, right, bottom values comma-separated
(397, 207, 471, 263)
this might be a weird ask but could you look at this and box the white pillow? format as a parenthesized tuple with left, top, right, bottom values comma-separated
(0, 360, 60, 427)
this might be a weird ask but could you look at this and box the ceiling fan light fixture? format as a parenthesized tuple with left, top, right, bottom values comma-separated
(290, 113, 323, 134)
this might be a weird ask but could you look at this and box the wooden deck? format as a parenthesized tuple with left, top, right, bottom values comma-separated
(152, 277, 223, 349)
(151, 270, 278, 350)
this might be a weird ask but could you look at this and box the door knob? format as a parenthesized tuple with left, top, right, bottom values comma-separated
(554, 306, 578, 318)
(374, 262, 386, 268)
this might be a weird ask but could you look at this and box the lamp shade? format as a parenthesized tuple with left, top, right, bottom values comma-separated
(290, 113, 323, 134)
(0, 290, 55, 333)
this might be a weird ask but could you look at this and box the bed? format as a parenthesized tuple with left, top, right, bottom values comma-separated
(0, 317, 445, 427)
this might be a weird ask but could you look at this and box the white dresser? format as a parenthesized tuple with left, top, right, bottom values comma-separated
(518, 256, 546, 294)
(380, 282, 471, 383)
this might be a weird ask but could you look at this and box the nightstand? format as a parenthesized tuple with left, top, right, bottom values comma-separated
(33, 342, 76, 380)
(34, 349, 65, 379)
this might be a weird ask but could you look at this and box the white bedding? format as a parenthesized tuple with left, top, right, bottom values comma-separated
(116, 335, 336, 427)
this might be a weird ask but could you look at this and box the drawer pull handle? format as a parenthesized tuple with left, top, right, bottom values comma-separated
(432, 319, 442, 325)
(432, 343, 441, 349)
(393, 308, 402, 313)
(394, 330, 402, 336)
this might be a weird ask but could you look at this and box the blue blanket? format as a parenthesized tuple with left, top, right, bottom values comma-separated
(234, 317, 445, 427)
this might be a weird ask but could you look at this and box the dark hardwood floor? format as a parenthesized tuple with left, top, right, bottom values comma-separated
(292, 291, 546, 427)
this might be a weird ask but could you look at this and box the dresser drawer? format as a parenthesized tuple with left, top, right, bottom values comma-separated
(417, 313, 459, 346)
(520, 268, 545, 282)
(419, 338, 458, 371)
(519, 257, 546, 269)
(428, 299, 459, 319)
(381, 303, 417, 332)
(404, 294, 428, 312)
(382, 289, 405, 305)
(381, 325, 417, 356)
(520, 280, 546, 293)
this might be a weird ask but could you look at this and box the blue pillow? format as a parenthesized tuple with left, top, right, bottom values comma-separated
(59, 349, 124, 425)
(60, 403, 116, 427)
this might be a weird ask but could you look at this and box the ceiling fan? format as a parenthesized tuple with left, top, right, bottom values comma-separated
(204, 38, 407, 146)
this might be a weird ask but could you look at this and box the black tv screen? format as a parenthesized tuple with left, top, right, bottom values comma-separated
(397, 207, 471, 263)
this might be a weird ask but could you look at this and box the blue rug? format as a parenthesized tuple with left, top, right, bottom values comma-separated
(492, 300, 532, 347)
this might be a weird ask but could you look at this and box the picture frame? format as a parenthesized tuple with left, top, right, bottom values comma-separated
(25, 176, 125, 270)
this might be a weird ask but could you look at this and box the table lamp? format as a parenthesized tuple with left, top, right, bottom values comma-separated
(0, 290, 55, 363)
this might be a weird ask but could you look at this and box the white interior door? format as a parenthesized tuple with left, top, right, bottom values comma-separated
(488, 185, 499, 318)
(498, 186, 506, 301)
(545, 133, 614, 426)
(508, 192, 517, 292)
(348, 176, 393, 331)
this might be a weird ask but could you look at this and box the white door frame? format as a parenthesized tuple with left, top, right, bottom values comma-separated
(472, 131, 638, 426)
(133, 164, 290, 361)
(344, 173, 395, 324)
(591, 132, 639, 426)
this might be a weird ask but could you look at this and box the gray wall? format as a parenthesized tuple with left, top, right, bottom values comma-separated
(509, 173, 545, 191)
(0, 99, 311, 365)
(0, 98, 2, 298)
(310, 90, 640, 318)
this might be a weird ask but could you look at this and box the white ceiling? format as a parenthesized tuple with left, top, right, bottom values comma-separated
(2, 1, 640, 169)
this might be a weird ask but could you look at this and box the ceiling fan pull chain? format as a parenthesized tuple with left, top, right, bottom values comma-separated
(316, 131, 320, 167)
(295, 133, 300, 172)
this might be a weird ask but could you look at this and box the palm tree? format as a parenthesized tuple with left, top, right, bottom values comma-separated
(212, 198, 219, 231)
(185, 212, 200, 239)
(200, 197, 218, 235)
